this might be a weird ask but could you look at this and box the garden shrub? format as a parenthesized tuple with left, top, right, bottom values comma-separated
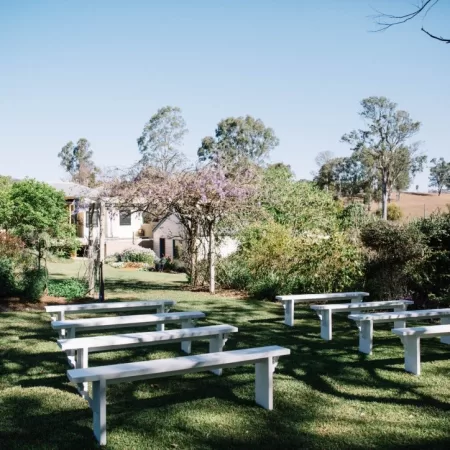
(231, 220, 364, 300)
(0, 257, 17, 297)
(21, 267, 47, 302)
(117, 247, 157, 265)
(47, 278, 87, 299)
(360, 220, 425, 300)
(216, 256, 252, 290)
(375, 203, 403, 221)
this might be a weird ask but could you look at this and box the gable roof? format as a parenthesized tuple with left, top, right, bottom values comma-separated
(48, 182, 99, 199)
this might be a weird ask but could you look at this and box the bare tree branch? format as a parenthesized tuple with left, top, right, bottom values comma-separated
(371, 0, 449, 44)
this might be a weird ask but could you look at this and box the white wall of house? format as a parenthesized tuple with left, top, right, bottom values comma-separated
(153, 214, 183, 258)
(105, 209, 143, 239)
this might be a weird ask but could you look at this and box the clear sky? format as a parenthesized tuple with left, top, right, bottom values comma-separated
(1, 0, 449, 190)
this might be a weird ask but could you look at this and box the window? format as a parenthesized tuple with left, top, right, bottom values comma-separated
(85, 210, 99, 227)
(159, 238, 165, 257)
(120, 210, 131, 226)
(173, 240, 180, 259)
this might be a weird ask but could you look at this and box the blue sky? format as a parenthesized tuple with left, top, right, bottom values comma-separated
(1, 0, 449, 190)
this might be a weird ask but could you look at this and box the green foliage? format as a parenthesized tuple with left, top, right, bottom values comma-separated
(339, 203, 371, 230)
(233, 220, 364, 300)
(6, 180, 77, 267)
(137, 106, 188, 172)
(47, 278, 87, 299)
(375, 203, 404, 221)
(342, 96, 424, 220)
(0, 175, 13, 229)
(216, 256, 252, 290)
(360, 220, 425, 300)
(0, 257, 17, 297)
(117, 247, 157, 265)
(20, 268, 47, 302)
(429, 157, 450, 195)
(198, 115, 279, 165)
(58, 138, 99, 186)
(260, 164, 340, 233)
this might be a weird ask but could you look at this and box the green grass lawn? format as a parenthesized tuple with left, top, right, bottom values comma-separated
(1, 260, 450, 449)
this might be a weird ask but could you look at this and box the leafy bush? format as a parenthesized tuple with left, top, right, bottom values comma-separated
(339, 203, 371, 229)
(231, 220, 364, 300)
(110, 261, 125, 269)
(21, 268, 47, 302)
(165, 258, 186, 273)
(117, 247, 157, 265)
(387, 203, 403, 221)
(360, 221, 425, 300)
(47, 278, 87, 299)
(375, 203, 403, 221)
(0, 257, 17, 297)
(216, 256, 252, 290)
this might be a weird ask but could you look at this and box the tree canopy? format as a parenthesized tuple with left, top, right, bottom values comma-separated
(137, 106, 188, 172)
(429, 157, 450, 195)
(58, 138, 99, 187)
(198, 115, 279, 165)
(342, 96, 424, 219)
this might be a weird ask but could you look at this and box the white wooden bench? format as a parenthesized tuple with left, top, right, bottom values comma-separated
(276, 292, 369, 326)
(59, 324, 239, 392)
(310, 300, 413, 341)
(392, 324, 450, 375)
(67, 345, 290, 445)
(349, 308, 450, 354)
(51, 311, 205, 356)
(45, 300, 176, 333)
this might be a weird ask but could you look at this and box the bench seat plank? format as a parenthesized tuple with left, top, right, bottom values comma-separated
(275, 292, 369, 327)
(68, 345, 290, 445)
(310, 300, 413, 341)
(68, 346, 290, 383)
(46, 300, 176, 333)
(58, 324, 237, 352)
(392, 324, 450, 375)
(349, 308, 450, 355)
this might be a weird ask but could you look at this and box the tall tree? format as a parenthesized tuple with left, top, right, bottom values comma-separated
(198, 115, 279, 165)
(429, 157, 450, 195)
(58, 138, 99, 187)
(342, 97, 422, 220)
(7, 179, 77, 269)
(373, 0, 449, 44)
(137, 106, 188, 172)
(0, 175, 13, 230)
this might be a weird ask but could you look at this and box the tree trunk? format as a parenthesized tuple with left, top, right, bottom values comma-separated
(381, 173, 388, 220)
(208, 222, 215, 294)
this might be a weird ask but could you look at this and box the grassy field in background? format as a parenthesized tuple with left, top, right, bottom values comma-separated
(1, 260, 450, 449)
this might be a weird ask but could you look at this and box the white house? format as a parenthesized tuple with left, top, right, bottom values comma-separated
(50, 182, 144, 256)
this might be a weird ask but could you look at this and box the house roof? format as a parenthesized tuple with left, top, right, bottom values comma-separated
(48, 182, 99, 199)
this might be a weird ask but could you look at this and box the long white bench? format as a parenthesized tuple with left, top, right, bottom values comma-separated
(59, 324, 239, 392)
(392, 324, 450, 375)
(310, 300, 413, 341)
(68, 345, 290, 445)
(51, 311, 205, 356)
(45, 300, 176, 333)
(349, 308, 450, 354)
(276, 292, 369, 326)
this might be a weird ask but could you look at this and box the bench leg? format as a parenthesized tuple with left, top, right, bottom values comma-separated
(76, 348, 89, 395)
(156, 305, 165, 331)
(283, 300, 294, 326)
(66, 328, 76, 357)
(393, 305, 407, 328)
(404, 336, 421, 375)
(209, 334, 227, 376)
(440, 317, 450, 344)
(358, 320, 373, 354)
(351, 296, 363, 304)
(319, 310, 332, 341)
(181, 319, 194, 353)
(255, 357, 275, 410)
(92, 379, 107, 445)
